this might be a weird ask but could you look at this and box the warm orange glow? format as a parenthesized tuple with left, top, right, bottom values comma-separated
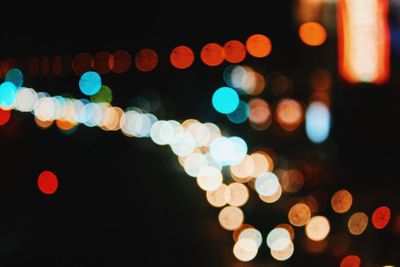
(230, 155, 255, 180)
(206, 183, 229, 208)
(348, 212, 368, 235)
(276, 224, 295, 241)
(249, 98, 272, 130)
(281, 169, 304, 193)
(135, 48, 158, 72)
(200, 43, 225, 67)
(259, 184, 282, 203)
(218, 206, 244, 231)
(337, 0, 390, 84)
(275, 99, 303, 131)
(223, 40, 246, 64)
(340, 255, 361, 267)
(249, 152, 270, 178)
(34, 117, 53, 129)
(233, 224, 254, 242)
(299, 22, 327, 46)
(288, 203, 311, 227)
(56, 120, 76, 131)
(170, 45, 195, 69)
(111, 50, 131, 74)
(331, 189, 353, 214)
(246, 34, 272, 58)
(225, 183, 249, 207)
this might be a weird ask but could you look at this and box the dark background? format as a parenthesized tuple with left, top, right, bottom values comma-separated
(0, 2, 399, 266)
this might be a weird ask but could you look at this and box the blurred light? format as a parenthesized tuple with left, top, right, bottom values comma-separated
(275, 99, 303, 132)
(238, 228, 262, 248)
(5, 68, 23, 88)
(200, 43, 225, 67)
(206, 183, 229, 208)
(135, 48, 158, 72)
(196, 166, 223, 191)
(233, 238, 258, 262)
(100, 106, 123, 131)
(212, 87, 239, 114)
(184, 153, 208, 177)
(91, 85, 112, 104)
(246, 34, 272, 58)
(270, 73, 292, 96)
(223, 40, 246, 63)
(270, 240, 294, 261)
(280, 169, 304, 193)
(250, 152, 270, 177)
(37, 170, 58, 195)
(227, 100, 249, 124)
(34, 97, 58, 121)
(299, 22, 327, 46)
(15, 88, 37, 112)
(233, 224, 254, 242)
(34, 117, 53, 129)
(151, 120, 180, 145)
(340, 255, 361, 267)
(218, 206, 244, 231)
(0, 82, 17, 109)
(186, 122, 211, 147)
(79, 71, 102, 96)
(170, 45, 195, 69)
(331, 233, 351, 257)
(259, 185, 282, 203)
(337, 0, 390, 84)
(348, 212, 368, 235)
(210, 136, 247, 166)
(306, 101, 331, 143)
(29, 57, 39, 77)
(305, 216, 330, 241)
(255, 172, 280, 197)
(372, 206, 391, 229)
(79, 103, 102, 127)
(266, 228, 291, 250)
(225, 183, 249, 207)
(230, 155, 255, 180)
(93, 51, 112, 74)
(275, 224, 295, 241)
(248, 98, 272, 130)
(170, 132, 196, 157)
(52, 56, 63, 76)
(223, 65, 248, 89)
(288, 203, 311, 227)
(56, 119, 77, 132)
(111, 50, 131, 74)
(331, 189, 353, 213)
(72, 53, 93, 76)
(0, 109, 11, 126)
(41, 57, 50, 76)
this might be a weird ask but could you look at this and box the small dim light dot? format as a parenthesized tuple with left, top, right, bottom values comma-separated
(340, 255, 361, 267)
(372, 206, 391, 230)
(299, 22, 327, 46)
(111, 50, 131, 74)
(246, 34, 272, 58)
(38, 170, 58, 195)
(170, 46, 195, 69)
(135, 48, 158, 72)
(331, 189, 353, 214)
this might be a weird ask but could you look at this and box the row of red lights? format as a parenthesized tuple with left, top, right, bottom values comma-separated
(0, 34, 272, 78)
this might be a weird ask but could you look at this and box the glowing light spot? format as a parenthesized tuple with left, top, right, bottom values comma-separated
(90, 85, 112, 104)
(275, 99, 303, 132)
(170, 132, 196, 157)
(275, 224, 295, 241)
(72, 53, 93, 76)
(111, 50, 131, 74)
(151, 120, 181, 145)
(246, 34, 272, 58)
(249, 98, 272, 130)
(230, 155, 255, 180)
(255, 172, 280, 197)
(200, 43, 225, 67)
(56, 120, 77, 131)
(212, 87, 239, 114)
(0, 82, 17, 109)
(223, 40, 246, 64)
(184, 153, 208, 177)
(238, 228, 262, 249)
(299, 22, 327, 46)
(348, 212, 369, 235)
(37, 170, 58, 195)
(34, 117, 53, 129)
(270, 240, 294, 261)
(0, 109, 11, 126)
(218, 206, 244, 231)
(233, 224, 254, 242)
(99, 106, 123, 131)
(227, 100, 249, 124)
(135, 48, 158, 72)
(266, 228, 291, 250)
(305, 216, 330, 241)
(233, 238, 258, 262)
(340, 255, 361, 267)
(225, 183, 249, 207)
(249, 152, 270, 177)
(223, 65, 248, 89)
(93, 51, 112, 74)
(5, 68, 23, 88)
(288, 203, 310, 227)
(79, 71, 102, 96)
(79, 103, 103, 127)
(186, 122, 211, 147)
(331, 189, 353, 214)
(33, 97, 57, 121)
(280, 169, 304, 193)
(372, 206, 391, 230)
(206, 184, 229, 208)
(170, 46, 194, 69)
(306, 101, 331, 143)
(196, 166, 223, 191)
(259, 185, 282, 203)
